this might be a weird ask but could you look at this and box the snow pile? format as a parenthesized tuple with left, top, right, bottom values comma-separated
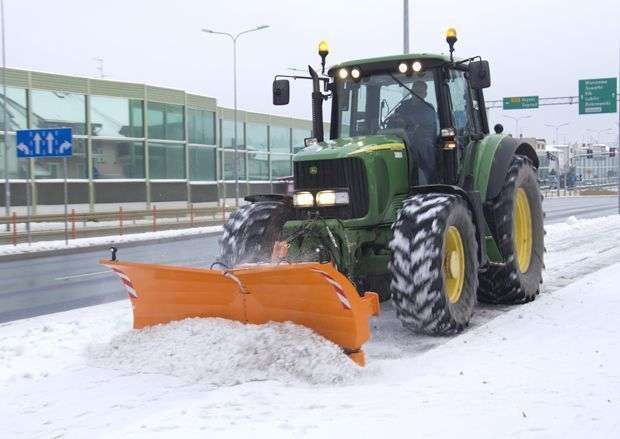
(0, 225, 222, 257)
(88, 317, 360, 386)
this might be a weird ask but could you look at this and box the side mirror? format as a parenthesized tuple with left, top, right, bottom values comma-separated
(469, 60, 491, 89)
(272, 79, 290, 105)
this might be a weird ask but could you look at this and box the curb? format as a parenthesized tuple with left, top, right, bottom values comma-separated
(0, 230, 222, 262)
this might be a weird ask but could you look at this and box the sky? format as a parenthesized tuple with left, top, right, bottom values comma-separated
(6, 0, 620, 145)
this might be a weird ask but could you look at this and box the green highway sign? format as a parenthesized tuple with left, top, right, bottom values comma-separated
(502, 96, 539, 110)
(578, 78, 617, 114)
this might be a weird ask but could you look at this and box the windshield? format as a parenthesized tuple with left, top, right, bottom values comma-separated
(336, 70, 439, 139)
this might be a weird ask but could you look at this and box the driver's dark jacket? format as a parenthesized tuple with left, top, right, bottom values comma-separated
(394, 98, 438, 183)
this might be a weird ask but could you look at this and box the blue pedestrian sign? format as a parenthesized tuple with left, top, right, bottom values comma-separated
(16, 128, 73, 158)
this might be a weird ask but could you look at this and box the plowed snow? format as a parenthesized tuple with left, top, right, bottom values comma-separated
(88, 318, 360, 385)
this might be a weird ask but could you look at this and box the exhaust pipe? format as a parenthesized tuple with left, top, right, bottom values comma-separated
(309, 65, 324, 142)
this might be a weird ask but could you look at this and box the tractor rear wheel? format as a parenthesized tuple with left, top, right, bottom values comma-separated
(478, 155, 544, 304)
(218, 201, 293, 267)
(389, 194, 479, 335)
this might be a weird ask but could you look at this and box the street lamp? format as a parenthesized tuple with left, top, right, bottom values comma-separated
(403, 0, 410, 54)
(202, 25, 270, 208)
(545, 122, 569, 144)
(1, 0, 9, 229)
(503, 114, 531, 137)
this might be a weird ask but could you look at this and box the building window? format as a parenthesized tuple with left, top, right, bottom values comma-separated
(149, 142, 185, 179)
(0, 135, 28, 179)
(247, 151, 269, 181)
(34, 139, 88, 179)
(246, 122, 268, 151)
(271, 154, 292, 178)
(188, 145, 216, 181)
(31, 90, 86, 135)
(188, 108, 215, 145)
(147, 102, 184, 141)
(90, 96, 144, 138)
(92, 139, 145, 179)
(0, 86, 28, 132)
(270, 125, 291, 153)
(292, 128, 311, 153)
(223, 150, 246, 180)
(221, 119, 244, 149)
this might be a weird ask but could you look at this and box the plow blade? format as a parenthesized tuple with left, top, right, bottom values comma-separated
(100, 260, 380, 366)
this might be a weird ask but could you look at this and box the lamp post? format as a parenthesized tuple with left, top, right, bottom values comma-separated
(202, 25, 269, 208)
(545, 122, 569, 145)
(403, 0, 410, 54)
(1, 0, 9, 230)
(503, 114, 531, 137)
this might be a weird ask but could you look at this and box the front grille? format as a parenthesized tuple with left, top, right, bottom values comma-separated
(294, 158, 369, 219)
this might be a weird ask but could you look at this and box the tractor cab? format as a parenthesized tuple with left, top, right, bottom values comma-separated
(273, 29, 492, 188)
(330, 54, 490, 186)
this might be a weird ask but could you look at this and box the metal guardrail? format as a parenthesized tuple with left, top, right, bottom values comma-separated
(0, 205, 236, 246)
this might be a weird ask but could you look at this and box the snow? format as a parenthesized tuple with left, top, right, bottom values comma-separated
(0, 225, 223, 257)
(1, 215, 620, 438)
(88, 318, 360, 386)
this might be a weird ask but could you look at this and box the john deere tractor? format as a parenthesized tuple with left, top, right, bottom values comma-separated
(218, 29, 544, 335)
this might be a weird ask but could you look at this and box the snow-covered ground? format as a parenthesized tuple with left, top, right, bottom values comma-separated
(0, 225, 223, 257)
(1, 215, 620, 438)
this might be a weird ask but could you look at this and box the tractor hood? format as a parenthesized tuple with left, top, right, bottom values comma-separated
(293, 135, 405, 162)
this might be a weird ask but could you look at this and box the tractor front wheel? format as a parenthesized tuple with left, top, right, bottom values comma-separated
(389, 194, 479, 335)
(218, 201, 293, 267)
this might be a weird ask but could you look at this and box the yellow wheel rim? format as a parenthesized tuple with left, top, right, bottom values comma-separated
(514, 187, 533, 273)
(443, 226, 465, 304)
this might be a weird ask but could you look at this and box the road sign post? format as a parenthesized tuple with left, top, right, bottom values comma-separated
(25, 159, 31, 245)
(63, 157, 69, 245)
(16, 128, 73, 245)
(503, 96, 539, 110)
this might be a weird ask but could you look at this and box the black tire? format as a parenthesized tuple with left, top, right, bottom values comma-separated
(218, 201, 293, 267)
(478, 156, 544, 304)
(388, 194, 479, 335)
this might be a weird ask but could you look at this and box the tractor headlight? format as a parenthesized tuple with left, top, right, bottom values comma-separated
(398, 62, 409, 74)
(350, 68, 361, 80)
(316, 190, 350, 206)
(337, 68, 349, 79)
(412, 61, 423, 72)
(293, 191, 314, 207)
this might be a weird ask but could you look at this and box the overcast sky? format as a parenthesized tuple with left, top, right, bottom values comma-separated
(7, 0, 620, 144)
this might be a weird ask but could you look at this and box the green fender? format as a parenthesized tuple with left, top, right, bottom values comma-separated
(473, 134, 539, 201)
(472, 134, 539, 262)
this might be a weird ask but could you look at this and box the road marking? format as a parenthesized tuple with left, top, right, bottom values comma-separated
(54, 270, 112, 281)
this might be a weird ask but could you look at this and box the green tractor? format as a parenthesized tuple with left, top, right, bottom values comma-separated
(219, 29, 544, 335)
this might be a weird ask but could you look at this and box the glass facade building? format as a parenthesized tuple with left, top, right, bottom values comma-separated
(0, 67, 315, 209)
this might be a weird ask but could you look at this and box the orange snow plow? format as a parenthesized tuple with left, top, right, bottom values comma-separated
(100, 257, 380, 366)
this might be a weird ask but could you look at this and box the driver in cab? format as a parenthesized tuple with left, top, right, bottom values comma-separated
(388, 80, 438, 184)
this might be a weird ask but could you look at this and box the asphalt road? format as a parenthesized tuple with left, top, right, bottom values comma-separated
(1, 195, 617, 323)
(543, 195, 618, 223)
(0, 237, 221, 323)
